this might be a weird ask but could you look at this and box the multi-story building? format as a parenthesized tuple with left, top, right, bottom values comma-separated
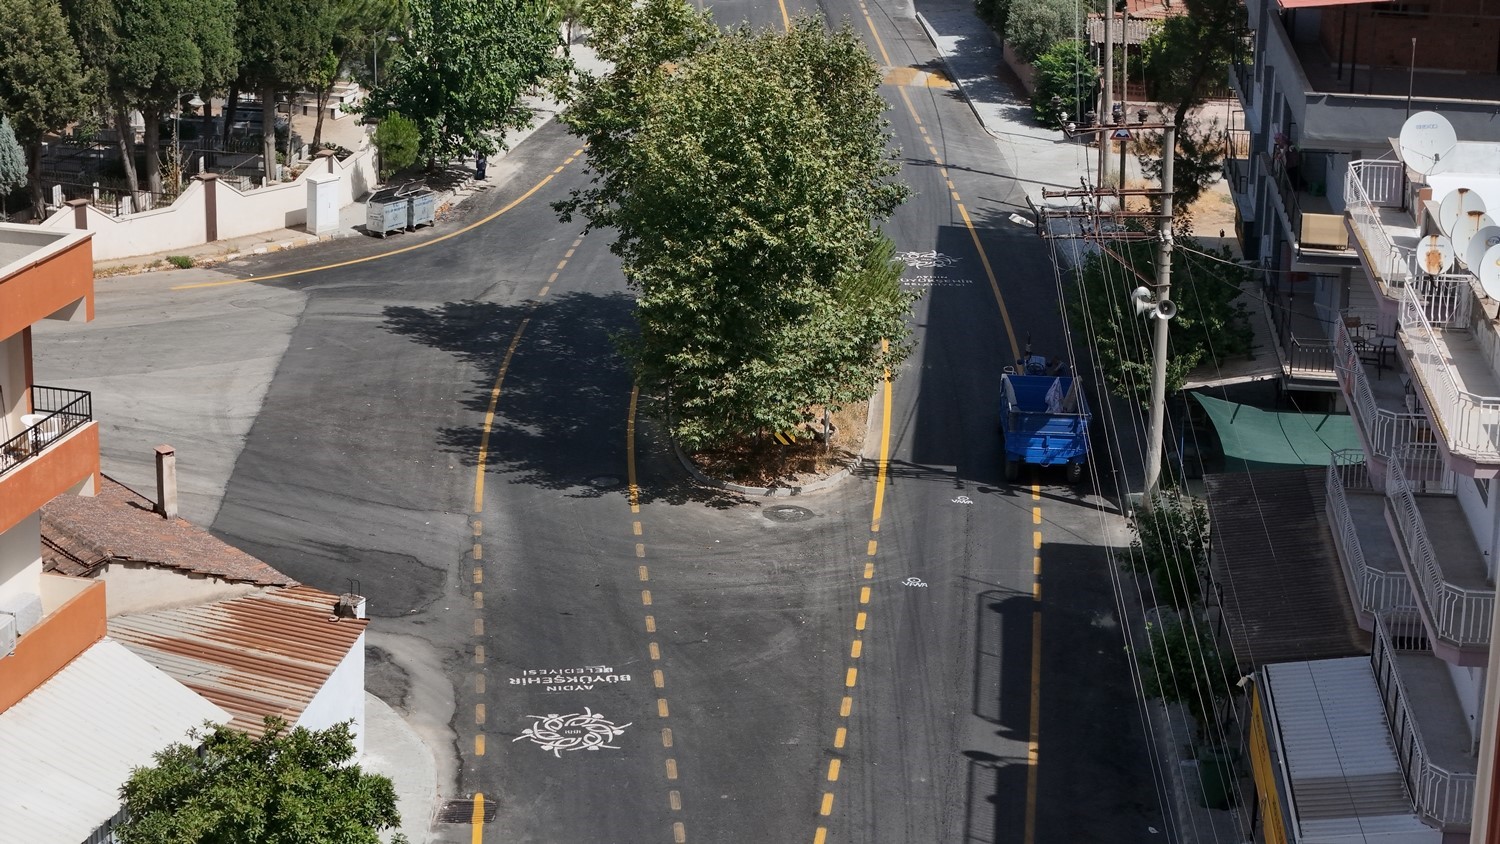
(1221, 0, 1500, 841)
(0, 223, 230, 842)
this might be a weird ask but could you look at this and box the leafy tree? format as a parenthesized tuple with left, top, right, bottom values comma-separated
(974, 0, 1014, 36)
(555, 0, 588, 44)
(1030, 40, 1096, 128)
(366, 0, 565, 168)
(1065, 226, 1251, 405)
(1007, 0, 1080, 63)
(1139, 616, 1232, 739)
(0, 117, 24, 194)
(373, 112, 420, 177)
(237, 0, 339, 184)
(116, 718, 407, 844)
(1129, 491, 1210, 608)
(1137, 121, 1229, 216)
(0, 0, 87, 220)
(314, 0, 408, 150)
(560, 2, 914, 450)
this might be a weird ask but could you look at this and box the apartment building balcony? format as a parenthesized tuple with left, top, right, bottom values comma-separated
(1386, 456, 1493, 662)
(1262, 151, 1351, 260)
(1397, 283, 1500, 471)
(0, 226, 92, 342)
(1371, 611, 1478, 830)
(1333, 307, 1436, 462)
(0, 386, 97, 537)
(1325, 451, 1412, 628)
(1345, 159, 1423, 298)
(1263, 280, 1339, 388)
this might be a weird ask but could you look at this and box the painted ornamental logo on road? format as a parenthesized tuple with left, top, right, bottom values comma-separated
(895, 250, 959, 268)
(514, 708, 633, 757)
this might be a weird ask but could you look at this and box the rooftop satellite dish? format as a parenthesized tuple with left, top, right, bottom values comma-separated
(1438, 188, 1485, 237)
(1452, 211, 1496, 263)
(1467, 225, 1500, 273)
(1478, 243, 1500, 302)
(1417, 233, 1456, 275)
(1399, 111, 1457, 176)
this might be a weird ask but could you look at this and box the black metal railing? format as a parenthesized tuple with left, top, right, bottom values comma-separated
(0, 387, 92, 477)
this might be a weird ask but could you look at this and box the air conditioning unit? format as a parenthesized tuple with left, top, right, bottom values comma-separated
(0, 613, 15, 657)
(0, 592, 42, 636)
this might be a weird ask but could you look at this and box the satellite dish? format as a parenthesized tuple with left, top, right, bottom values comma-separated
(1452, 211, 1496, 264)
(1466, 225, 1500, 273)
(1438, 188, 1485, 237)
(1478, 243, 1500, 302)
(1417, 234, 1456, 275)
(1399, 111, 1457, 175)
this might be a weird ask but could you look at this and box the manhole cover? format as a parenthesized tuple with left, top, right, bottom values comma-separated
(590, 476, 622, 488)
(764, 505, 814, 522)
(436, 798, 497, 823)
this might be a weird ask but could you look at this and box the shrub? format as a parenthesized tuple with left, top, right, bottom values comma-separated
(373, 112, 420, 179)
(1008, 0, 1080, 63)
(1030, 40, 1097, 127)
(166, 255, 194, 269)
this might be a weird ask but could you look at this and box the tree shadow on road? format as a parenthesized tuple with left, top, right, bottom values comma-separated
(381, 290, 752, 508)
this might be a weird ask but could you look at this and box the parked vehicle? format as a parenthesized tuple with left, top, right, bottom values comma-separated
(999, 353, 1091, 483)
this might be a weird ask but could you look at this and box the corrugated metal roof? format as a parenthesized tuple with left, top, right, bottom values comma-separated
(1205, 469, 1369, 671)
(1263, 659, 1439, 842)
(0, 638, 228, 843)
(110, 586, 368, 735)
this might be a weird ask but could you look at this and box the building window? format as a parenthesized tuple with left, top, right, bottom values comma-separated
(1475, 477, 1490, 506)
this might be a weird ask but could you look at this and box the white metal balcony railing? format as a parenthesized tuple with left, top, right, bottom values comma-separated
(1346, 160, 1409, 288)
(0, 386, 93, 477)
(1400, 285, 1498, 459)
(1387, 456, 1495, 647)
(1333, 315, 1433, 462)
(1326, 450, 1414, 616)
(1372, 612, 1477, 828)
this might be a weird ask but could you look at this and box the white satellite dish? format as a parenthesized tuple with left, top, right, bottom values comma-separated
(1478, 243, 1500, 302)
(1417, 233, 1456, 275)
(1466, 225, 1500, 273)
(1399, 111, 1458, 176)
(1452, 211, 1496, 263)
(1438, 188, 1485, 237)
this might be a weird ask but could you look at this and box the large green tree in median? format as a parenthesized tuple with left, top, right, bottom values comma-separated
(559, 1, 915, 450)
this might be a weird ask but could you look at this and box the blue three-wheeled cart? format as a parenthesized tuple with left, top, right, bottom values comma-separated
(999, 354, 1092, 483)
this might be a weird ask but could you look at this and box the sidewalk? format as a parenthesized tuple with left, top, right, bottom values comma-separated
(362, 692, 439, 843)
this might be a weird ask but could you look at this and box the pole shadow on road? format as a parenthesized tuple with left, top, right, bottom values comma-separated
(972, 589, 1035, 735)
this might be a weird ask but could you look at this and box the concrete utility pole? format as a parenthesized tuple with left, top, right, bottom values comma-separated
(1142, 124, 1177, 511)
(1101, 0, 1114, 186)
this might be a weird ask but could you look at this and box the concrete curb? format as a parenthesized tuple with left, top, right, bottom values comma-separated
(663, 379, 886, 498)
(914, 13, 1007, 141)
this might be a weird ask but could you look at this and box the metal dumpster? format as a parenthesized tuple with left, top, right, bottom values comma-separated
(366, 188, 409, 237)
(408, 188, 437, 230)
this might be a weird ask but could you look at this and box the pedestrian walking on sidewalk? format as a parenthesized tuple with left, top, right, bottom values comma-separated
(474, 151, 487, 181)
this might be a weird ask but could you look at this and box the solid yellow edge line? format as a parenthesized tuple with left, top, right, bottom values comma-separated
(778, 0, 791, 32)
(627, 386, 641, 512)
(473, 317, 532, 512)
(858, 2, 893, 67)
(174, 172, 558, 290)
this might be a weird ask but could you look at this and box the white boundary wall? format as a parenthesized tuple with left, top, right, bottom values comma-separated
(38, 146, 378, 261)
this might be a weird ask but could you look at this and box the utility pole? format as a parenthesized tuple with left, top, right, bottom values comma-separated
(1142, 124, 1176, 511)
(1030, 117, 1177, 515)
(1101, 0, 1114, 186)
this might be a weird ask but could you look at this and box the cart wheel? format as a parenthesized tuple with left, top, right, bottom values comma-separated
(1005, 459, 1020, 482)
(1066, 461, 1084, 484)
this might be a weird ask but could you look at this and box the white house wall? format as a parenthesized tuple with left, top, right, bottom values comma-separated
(297, 630, 367, 755)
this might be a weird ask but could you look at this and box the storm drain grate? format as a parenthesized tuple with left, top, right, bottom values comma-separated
(435, 799, 498, 824)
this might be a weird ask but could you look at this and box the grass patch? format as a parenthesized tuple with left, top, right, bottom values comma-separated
(166, 255, 195, 269)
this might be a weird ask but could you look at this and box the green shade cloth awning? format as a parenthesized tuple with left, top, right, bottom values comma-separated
(1193, 393, 1362, 468)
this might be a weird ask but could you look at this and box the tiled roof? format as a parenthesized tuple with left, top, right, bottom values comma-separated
(1205, 468, 1369, 672)
(41, 475, 294, 587)
(110, 586, 368, 736)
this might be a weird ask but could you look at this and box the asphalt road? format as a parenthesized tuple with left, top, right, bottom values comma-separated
(33, 0, 1167, 840)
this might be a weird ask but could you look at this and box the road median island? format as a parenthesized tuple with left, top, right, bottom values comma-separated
(670, 399, 873, 497)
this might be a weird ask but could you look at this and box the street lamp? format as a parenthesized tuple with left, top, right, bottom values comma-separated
(372, 33, 400, 88)
(174, 93, 205, 194)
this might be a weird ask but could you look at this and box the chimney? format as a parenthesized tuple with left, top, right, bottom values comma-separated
(155, 445, 178, 519)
